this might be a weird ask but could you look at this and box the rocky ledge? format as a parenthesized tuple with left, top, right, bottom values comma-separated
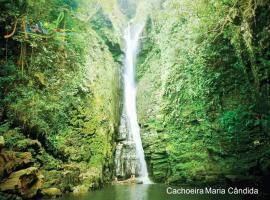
(0, 134, 105, 199)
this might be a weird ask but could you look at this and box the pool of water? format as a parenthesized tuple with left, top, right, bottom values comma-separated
(58, 184, 257, 200)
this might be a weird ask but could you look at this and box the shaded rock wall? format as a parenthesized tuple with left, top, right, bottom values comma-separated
(0, 7, 122, 199)
(136, 0, 270, 189)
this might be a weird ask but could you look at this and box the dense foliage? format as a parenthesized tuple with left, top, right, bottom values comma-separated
(137, 0, 270, 189)
(0, 0, 270, 199)
(0, 0, 122, 197)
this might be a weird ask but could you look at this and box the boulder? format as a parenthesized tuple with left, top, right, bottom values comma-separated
(0, 151, 32, 178)
(112, 177, 140, 185)
(41, 188, 62, 197)
(73, 185, 89, 194)
(0, 167, 42, 198)
(0, 136, 5, 151)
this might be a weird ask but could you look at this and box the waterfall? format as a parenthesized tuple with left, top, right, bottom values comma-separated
(122, 23, 151, 184)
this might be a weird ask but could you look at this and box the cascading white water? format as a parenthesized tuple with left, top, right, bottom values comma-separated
(123, 23, 151, 184)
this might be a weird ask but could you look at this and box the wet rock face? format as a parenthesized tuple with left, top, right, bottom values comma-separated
(122, 141, 138, 176)
(114, 113, 140, 180)
(114, 141, 139, 180)
(117, 115, 129, 141)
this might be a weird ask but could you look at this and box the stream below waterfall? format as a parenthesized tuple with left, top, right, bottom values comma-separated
(58, 185, 243, 200)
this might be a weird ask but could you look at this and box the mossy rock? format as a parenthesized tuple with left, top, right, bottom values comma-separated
(0, 151, 32, 178)
(0, 136, 5, 150)
(0, 167, 42, 199)
(41, 188, 62, 198)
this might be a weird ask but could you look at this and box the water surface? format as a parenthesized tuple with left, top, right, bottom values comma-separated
(59, 184, 247, 200)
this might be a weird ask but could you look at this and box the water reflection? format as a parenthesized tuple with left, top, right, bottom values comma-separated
(115, 184, 149, 200)
(58, 184, 248, 200)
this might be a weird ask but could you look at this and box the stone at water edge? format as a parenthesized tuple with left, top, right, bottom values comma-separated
(41, 188, 62, 197)
(0, 167, 43, 198)
(0, 136, 5, 151)
(112, 176, 146, 185)
(73, 185, 89, 194)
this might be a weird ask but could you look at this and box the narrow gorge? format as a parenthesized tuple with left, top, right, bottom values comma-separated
(0, 0, 270, 199)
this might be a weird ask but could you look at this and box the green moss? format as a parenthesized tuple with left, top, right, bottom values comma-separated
(137, 0, 270, 187)
(0, 1, 122, 196)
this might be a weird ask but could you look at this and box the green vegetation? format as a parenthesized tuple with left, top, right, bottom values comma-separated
(137, 0, 270, 188)
(0, 0, 270, 199)
(0, 0, 122, 198)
